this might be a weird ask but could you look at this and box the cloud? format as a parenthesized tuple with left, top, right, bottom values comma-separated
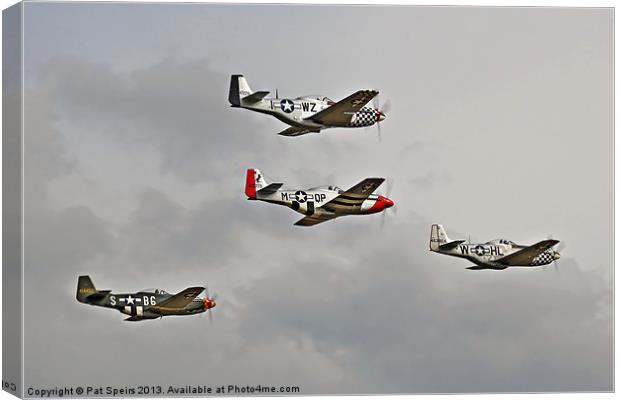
(237, 230, 612, 393)
(36, 57, 291, 184)
(23, 173, 612, 392)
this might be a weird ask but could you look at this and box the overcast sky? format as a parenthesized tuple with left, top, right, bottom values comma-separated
(20, 3, 612, 394)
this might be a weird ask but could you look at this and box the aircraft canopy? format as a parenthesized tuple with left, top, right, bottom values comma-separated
(308, 185, 344, 193)
(488, 239, 516, 246)
(141, 288, 169, 294)
(295, 95, 335, 104)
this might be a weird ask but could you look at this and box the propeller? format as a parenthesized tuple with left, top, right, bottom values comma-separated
(275, 88, 279, 99)
(546, 234, 565, 272)
(203, 286, 218, 322)
(547, 234, 566, 252)
(380, 99, 392, 114)
(544, 261, 559, 273)
(380, 178, 397, 227)
(384, 178, 395, 199)
(372, 97, 391, 141)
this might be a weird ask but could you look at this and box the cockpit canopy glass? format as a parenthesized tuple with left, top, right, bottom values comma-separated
(308, 185, 344, 193)
(141, 288, 168, 294)
(498, 239, 515, 245)
(295, 95, 335, 105)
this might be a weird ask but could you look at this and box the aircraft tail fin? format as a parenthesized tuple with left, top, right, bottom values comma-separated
(430, 224, 456, 251)
(229, 75, 253, 107)
(76, 275, 97, 302)
(245, 168, 269, 199)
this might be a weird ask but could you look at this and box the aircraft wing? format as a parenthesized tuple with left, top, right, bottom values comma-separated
(294, 214, 337, 227)
(307, 90, 379, 126)
(278, 126, 320, 137)
(124, 316, 145, 322)
(322, 178, 385, 213)
(495, 240, 559, 266)
(294, 178, 384, 226)
(155, 287, 204, 310)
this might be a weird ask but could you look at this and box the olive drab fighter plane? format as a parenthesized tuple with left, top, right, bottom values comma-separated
(76, 276, 217, 321)
(245, 169, 395, 226)
(429, 224, 562, 270)
(229, 75, 389, 137)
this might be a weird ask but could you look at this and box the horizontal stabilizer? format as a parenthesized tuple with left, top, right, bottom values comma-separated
(257, 183, 283, 195)
(85, 290, 111, 301)
(439, 240, 465, 251)
(242, 91, 270, 103)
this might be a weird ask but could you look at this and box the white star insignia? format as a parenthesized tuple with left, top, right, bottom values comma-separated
(282, 100, 294, 112)
(361, 184, 374, 193)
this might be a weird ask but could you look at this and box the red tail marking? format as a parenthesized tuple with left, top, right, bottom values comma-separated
(245, 169, 257, 199)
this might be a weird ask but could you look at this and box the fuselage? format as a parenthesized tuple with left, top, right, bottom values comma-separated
(252, 186, 393, 219)
(434, 239, 559, 269)
(236, 96, 384, 130)
(80, 289, 213, 319)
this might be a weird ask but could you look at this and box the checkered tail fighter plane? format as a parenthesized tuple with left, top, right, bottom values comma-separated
(77, 276, 217, 321)
(429, 224, 563, 270)
(245, 169, 395, 226)
(229, 75, 389, 137)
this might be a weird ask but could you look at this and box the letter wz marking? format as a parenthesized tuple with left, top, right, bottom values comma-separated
(301, 102, 316, 112)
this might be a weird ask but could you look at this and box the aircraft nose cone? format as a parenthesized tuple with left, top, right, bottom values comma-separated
(377, 195, 394, 209)
(204, 298, 216, 310)
(553, 252, 561, 261)
(377, 111, 386, 122)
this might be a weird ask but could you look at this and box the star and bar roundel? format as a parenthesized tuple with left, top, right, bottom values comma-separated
(280, 99, 295, 113)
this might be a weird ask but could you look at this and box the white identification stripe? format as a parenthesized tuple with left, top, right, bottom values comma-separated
(124, 306, 131, 314)
(137, 306, 143, 316)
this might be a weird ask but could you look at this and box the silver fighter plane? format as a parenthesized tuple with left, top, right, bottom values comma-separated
(246, 169, 394, 226)
(229, 75, 388, 137)
(429, 224, 562, 270)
